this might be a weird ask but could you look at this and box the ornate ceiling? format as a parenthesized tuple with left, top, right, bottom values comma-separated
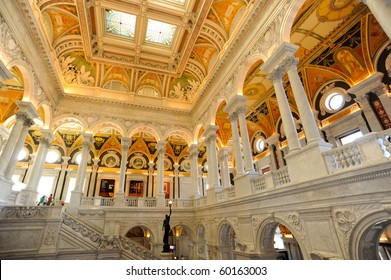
(30, 0, 251, 109)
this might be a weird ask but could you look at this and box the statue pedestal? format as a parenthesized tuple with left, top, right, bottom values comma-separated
(160, 252, 173, 260)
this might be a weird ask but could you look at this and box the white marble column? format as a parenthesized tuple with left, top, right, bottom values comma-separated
(87, 158, 100, 197)
(0, 125, 9, 155)
(348, 73, 385, 132)
(69, 133, 93, 206)
(358, 0, 391, 39)
(115, 137, 131, 207)
(156, 141, 167, 207)
(284, 56, 324, 145)
(0, 101, 38, 180)
(55, 156, 71, 198)
(265, 134, 284, 169)
(268, 66, 301, 152)
(22, 153, 36, 184)
(204, 125, 221, 189)
(218, 147, 231, 189)
(147, 162, 155, 197)
(237, 106, 255, 172)
(173, 164, 179, 199)
(20, 129, 55, 205)
(189, 144, 200, 198)
(228, 112, 245, 176)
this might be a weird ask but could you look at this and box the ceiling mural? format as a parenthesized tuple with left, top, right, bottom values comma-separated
(0, 67, 24, 124)
(30, 0, 256, 108)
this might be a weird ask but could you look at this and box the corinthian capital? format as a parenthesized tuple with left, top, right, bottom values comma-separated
(283, 56, 299, 70)
(267, 66, 284, 83)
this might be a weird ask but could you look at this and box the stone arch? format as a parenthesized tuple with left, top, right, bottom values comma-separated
(193, 122, 205, 144)
(210, 97, 229, 126)
(349, 208, 391, 260)
(217, 221, 237, 260)
(163, 128, 193, 146)
(171, 222, 196, 240)
(90, 121, 125, 137)
(51, 115, 88, 132)
(280, 0, 307, 43)
(235, 53, 267, 97)
(37, 102, 52, 129)
(6, 60, 35, 102)
(129, 125, 162, 141)
(121, 222, 157, 244)
(256, 216, 308, 259)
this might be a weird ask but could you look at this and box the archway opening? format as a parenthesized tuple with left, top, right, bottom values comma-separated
(359, 219, 391, 260)
(170, 225, 192, 260)
(125, 226, 152, 250)
(219, 223, 236, 260)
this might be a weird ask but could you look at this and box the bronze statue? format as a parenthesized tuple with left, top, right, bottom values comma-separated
(162, 203, 172, 252)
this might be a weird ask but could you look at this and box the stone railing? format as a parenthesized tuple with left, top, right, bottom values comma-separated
(120, 236, 160, 260)
(62, 211, 102, 244)
(323, 130, 391, 174)
(251, 167, 291, 193)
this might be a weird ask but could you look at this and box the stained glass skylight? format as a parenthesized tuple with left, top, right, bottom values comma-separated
(106, 10, 136, 38)
(145, 19, 176, 46)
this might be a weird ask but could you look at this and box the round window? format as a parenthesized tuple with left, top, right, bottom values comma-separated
(18, 148, 28, 161)
(46, 149, 60, 163)
(325, 92, 344, 111)
(255, 138, 265, 152)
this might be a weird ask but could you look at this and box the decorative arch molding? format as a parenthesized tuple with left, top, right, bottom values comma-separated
(128, 124, 162, 142)
(280, 0, 307, 43)
(163, 128, 193, 146)
(235, 53, 266, 97)
(215, 217, 240, 245)
(210, 97, 229, 126)
(5, 60, 34, 102)
(51, 115, 88, 132)
(331, 203, 384, 259)
(170, 221, 197, 240)
(119, 221, 157, 244)
(255, 213, 308, 259)
(193, 122, 204, 144)
(90, 121, 126, 137)
(37, 101, 52, 129)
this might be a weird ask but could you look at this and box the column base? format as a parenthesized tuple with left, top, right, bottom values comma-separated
(156, 193, 166, 208)
(0, 176, 14, 206)
(234, 172, 259, 197)
(285, 141, 332, 183)
(160, 251, 174, 260)
(114, 194, 126, 207)
(69, 190, 84, 207)
(18, 188, 39, 206)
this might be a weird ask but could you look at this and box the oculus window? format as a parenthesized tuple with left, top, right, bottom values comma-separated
(145, 19, 176, 46)
(106, 10, 136, 38)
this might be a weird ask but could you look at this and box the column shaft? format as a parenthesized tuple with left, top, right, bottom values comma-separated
(237, 107, 255, 172)
(228, 114, 245, 175)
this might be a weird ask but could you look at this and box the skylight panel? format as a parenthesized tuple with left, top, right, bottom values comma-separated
(106, 10, 136, 38)
(145, 19, 176, 46)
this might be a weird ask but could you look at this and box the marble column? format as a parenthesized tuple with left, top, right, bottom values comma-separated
(268, 66, 301, 152)
(55, 156, 71, 198)
(87, 158, 100, 197)
(284, 56, 324, 145)
(22, 153, 36, 184)
(0, 125, 9, 155)
(188, 144, 200, 198)
(237, 106, 255, 172)
(156, 141, 167, 207)
(147, 162, 155, 197)
(20, 129, 55, 205)
(358, 0, 391, 40)
(228, 112, 245, 176)
(218, 147, 231, 189)
(265, 134, 284, 169)
(115, 137, 131, 207)
(69, 133, 93, 206)
(173, 164, 180, 199)
(0, 101, 38, 180)
(205, 126, 221, 189)
(348, 73, 385, 132)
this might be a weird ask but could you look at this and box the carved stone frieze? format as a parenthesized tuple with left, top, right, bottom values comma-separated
(332, 204, 376, 256)
(2, 206, 49, 219)
(62, 212, 102, 244)
(43, 227, 57, 246)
